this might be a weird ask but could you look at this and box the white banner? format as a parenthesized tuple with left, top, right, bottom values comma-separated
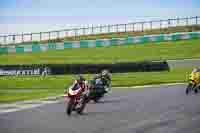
(0, 67, 50, 76)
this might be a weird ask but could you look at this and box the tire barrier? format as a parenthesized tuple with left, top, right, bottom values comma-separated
(0, 31, 200, 55)
(0, 61, 169, 76)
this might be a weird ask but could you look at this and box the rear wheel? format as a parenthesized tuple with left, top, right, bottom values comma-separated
(66, 98, 75, 116)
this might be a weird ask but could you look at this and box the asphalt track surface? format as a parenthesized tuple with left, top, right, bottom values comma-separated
(1, 84, 200, 133)
(167, 59, 200, 69)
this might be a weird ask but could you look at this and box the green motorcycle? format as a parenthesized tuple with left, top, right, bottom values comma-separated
(87, 79, 108, 103)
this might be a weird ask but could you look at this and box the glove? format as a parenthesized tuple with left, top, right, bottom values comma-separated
(104, 86, 111, 92)
(82, 88, 90, 97)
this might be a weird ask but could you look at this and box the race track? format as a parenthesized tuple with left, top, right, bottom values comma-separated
(1, 84, 200, 133)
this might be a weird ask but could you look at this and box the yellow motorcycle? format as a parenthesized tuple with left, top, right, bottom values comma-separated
(186, 68, 200, 94)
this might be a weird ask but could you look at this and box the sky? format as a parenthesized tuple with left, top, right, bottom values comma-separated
(0, 0, 200, 35)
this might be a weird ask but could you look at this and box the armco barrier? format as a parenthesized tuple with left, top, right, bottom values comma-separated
(0, 61, 169, 76)
(0, 32, 200, 54)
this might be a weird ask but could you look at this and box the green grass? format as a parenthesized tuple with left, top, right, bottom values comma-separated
(0, 67, 192, 103)
(0, 91, 61, 103)
(1, 38, 200, 65)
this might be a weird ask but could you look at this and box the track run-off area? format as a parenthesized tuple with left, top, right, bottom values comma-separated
(0, 84, 200, 133)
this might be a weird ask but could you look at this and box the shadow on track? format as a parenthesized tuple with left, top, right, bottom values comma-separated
(89, 99, 122, 104)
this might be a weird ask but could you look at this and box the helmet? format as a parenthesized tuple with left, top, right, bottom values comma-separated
(101, 69, 111, 78)
(101, 69, 109, 75)
(75, 74, 85, 83)
(192, 67, 200, 73)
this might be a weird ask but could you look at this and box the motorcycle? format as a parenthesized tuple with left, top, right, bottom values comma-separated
(88, 78, 109, 103)
(64, 82, 89, 116)
(185, 68, 200, 94)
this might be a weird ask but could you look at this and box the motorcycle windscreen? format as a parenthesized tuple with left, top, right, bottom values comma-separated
(68, 83, 82, 96)
(71, 83, 81, 91)
(95, 79, 103, 86)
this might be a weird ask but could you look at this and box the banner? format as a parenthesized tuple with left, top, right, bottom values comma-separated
(0, 61, 169, 76)
(0, 66, 51, 76)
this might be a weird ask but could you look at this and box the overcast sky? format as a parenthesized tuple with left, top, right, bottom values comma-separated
(0, 0, 199, 35)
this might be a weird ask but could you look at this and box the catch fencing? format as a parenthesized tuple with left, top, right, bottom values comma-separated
(0, 16, 199, 45)
(0, 31, 200, 54)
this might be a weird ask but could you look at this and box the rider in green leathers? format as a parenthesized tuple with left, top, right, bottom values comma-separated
(92, 69, 112, 92)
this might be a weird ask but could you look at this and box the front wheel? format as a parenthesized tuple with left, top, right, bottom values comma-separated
(76, 96, 88, 115)
(186, 83, 194, 95)
(93, 96, 102, 103)
(66, 98, 75, 116)
(194, 85, 200, 94)
(93, 93, 105, 103)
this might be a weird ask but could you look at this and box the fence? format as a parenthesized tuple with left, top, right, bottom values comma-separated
(1, 31, 200, 54)
(0, 16, 200, 45)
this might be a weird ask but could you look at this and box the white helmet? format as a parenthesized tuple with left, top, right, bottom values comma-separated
(101, 69, 109, 76)
(101, 69, 111, 79)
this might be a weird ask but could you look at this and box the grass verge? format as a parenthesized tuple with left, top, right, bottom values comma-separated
(1, 38, 200, 65)
(0, 67, 192, 103)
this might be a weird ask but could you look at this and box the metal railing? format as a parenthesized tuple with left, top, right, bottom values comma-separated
(0, 16, 199, 45)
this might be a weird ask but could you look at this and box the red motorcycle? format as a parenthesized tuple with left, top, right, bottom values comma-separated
(64, 81, 89, 116)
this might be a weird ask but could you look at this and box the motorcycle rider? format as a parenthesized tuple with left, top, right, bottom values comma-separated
(65, 74, 89, 96)
(192, 67, 200, 84)
(92, 69, 112, 92)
